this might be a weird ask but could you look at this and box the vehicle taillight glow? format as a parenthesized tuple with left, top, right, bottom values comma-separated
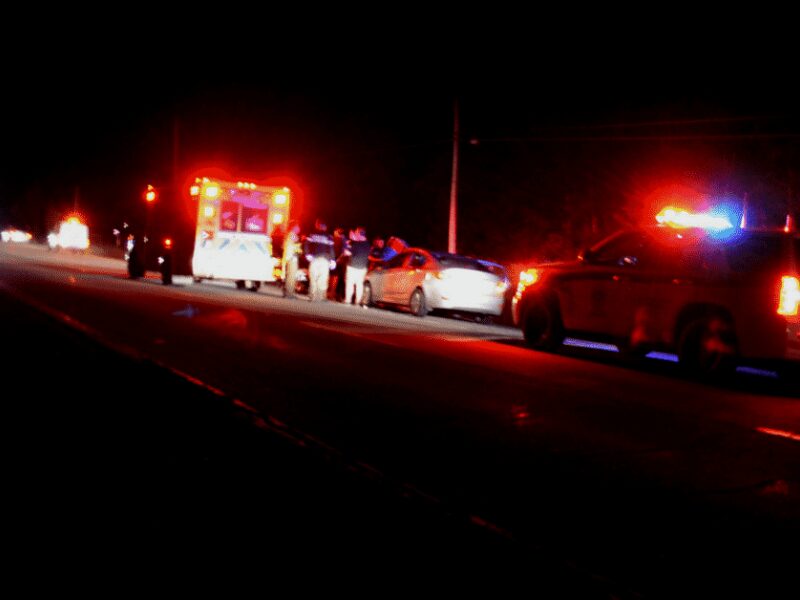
(519, 269, 539, 286)
(515, 268, 540, 298)
(778, 276, 800, 316)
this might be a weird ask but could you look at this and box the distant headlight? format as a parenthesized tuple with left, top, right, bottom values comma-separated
(2, 230, 32, 243)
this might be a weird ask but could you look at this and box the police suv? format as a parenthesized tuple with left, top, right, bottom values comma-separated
(512, 208, 800, 373)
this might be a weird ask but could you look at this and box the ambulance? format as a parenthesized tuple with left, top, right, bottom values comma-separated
(190, 178, 290, 290)
(48, 217, 90, 251)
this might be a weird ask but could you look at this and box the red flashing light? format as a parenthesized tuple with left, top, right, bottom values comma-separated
(145, 184, 157, 203)
(778, 276, 800, 316)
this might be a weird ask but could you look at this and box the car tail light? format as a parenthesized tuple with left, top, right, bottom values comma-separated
(778, 275, 800, 316)
(515, 268, 540, 295)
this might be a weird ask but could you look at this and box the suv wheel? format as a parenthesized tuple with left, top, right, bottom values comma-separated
(522, 296, 564, 351)
(678, 315, 738, 374)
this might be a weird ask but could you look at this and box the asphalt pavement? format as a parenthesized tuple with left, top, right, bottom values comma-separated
(1, 289, 616, 597)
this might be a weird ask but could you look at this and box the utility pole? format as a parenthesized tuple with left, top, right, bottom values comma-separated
(172, 116, 180, 196)
(448, 98, 459, 254)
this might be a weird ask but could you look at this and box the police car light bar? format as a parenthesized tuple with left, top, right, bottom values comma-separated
(656, 207, 733, 230)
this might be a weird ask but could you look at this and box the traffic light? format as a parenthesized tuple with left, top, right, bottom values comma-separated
(145, 184, 157, 203)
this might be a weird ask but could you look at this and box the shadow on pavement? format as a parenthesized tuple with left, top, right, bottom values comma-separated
(2, 291, 613, 596)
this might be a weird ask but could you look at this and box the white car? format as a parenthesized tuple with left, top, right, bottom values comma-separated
(363, 248, 509, 319)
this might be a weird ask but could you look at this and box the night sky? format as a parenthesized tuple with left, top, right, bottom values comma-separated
(3, 19, 799, 265)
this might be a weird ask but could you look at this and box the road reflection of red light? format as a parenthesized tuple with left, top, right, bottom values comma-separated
(756, 427, 800, 442)
(512, 403, 530, 422)
(760, 480, 790, 496)
(202, 308, 249, 331)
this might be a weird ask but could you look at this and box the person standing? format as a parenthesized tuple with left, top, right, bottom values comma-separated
(282, 221, 302, 298)
(330, 227, 347, 301)
(344, 227, 371, 305)
(127, 232, 145, 279)
(303, 219, 335, 302)
(368, 237, 385, 271)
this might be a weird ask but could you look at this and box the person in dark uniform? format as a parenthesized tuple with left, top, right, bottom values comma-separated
(368, 237, 385, 271)
(304, 220, 335, 302)
(127, 233, 145, 279)
(331, 227, 348, 301)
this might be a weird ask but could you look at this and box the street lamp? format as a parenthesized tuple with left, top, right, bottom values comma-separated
(137, 183, 157, 276)
(143, 184, 157, 242)
(145, 184, 157, 203)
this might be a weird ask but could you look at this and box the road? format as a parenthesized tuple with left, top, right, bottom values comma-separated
(2, 243, 798, 598)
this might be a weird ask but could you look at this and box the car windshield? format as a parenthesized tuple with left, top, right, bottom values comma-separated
(721, 233, 799, 273)
(431, 252, 504, 275)
(592, 228, 799, 275)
